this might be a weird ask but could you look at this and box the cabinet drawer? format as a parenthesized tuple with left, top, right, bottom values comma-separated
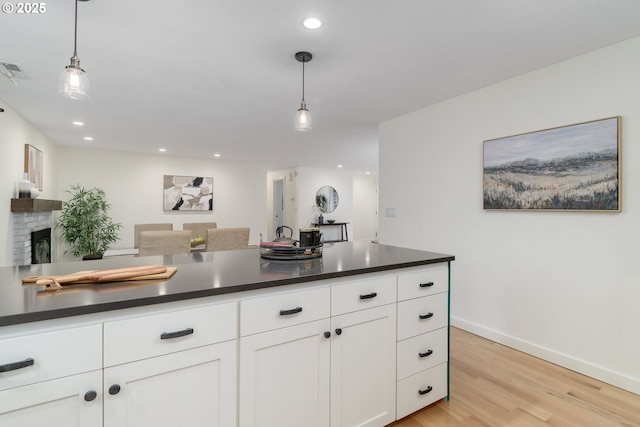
(331, 275, 396, 316)
(240, 287, 330, 336)
(397, 292, 448, 340)
(104, 302, 237, 367)
(397, 266, 448, 301)
(396, 362, 448, 419)
(0, 325, 101, 391)
(397, 327, 448, 380)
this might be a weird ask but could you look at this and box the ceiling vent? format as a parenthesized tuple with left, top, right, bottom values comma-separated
(0, 62, 30, 85)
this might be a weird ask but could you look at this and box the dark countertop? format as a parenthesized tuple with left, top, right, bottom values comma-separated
(0, 242, 454, 327)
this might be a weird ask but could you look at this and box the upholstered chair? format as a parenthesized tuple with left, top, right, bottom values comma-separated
(133, 223, 173, 248)
(138, 230, 192, 256)
(205, 227, 250, 252)
(183, 222, 217, 240)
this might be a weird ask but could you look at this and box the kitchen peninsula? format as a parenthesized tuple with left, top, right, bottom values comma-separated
(0, 242, 454, 427)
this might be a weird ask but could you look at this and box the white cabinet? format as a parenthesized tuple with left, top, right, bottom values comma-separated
(104, 341, 236, 427)
(330, 303, 396, 427)
(0, 370, 102, 426)
(239, 319, 331, 427)
(0, 325, 103, 426)
(104, 302, 238, 427)
(239, 287, 331, 427)
(240, 275, 398, 427)
(396, 265, 450, 419)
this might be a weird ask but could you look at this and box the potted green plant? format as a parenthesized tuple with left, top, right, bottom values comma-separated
(57, 184, 122, 260)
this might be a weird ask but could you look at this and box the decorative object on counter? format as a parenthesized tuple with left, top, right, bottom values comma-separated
(299, 228, 320, 247)
(22, 264, 176, 291)
(294, 51, 313, 131)
(318, 214, 324, 224)
(18, 173, 32, 198)
(24, 144, 43, 191)
(326, 219, 335, 224)
(57, 184, 123, 260)
(59, 0, 90, 100)
(164, 175, 213, 211)
(273, 225, 295, 244)
(316, 185, 339, 213)
(260, 241, 322, 261)
(484, 116, 621, 211)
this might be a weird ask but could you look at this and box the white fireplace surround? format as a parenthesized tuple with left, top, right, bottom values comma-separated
(13, 211, 54, 265)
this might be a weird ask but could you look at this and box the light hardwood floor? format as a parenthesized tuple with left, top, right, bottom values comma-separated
(391, 327, 640, 427)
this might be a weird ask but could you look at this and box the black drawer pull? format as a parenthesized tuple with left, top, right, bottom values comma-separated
(324, 331, 331, 339)
(419, 312, 434, 320)
(109, 384, 121, 395)
(335, 328, 343, 336)
(160, 328, 194, 340)
(0, 358, 34, 373)
(279, 307, 303, 316)
(418, 386, 433, 395)
(419, 349, 434, 358)
(84, 390, 98, 402)
(359, 292, 377, 300)
(419, 282, 434, 288)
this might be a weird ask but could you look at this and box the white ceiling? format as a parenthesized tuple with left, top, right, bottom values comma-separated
(2, 0, 640, 173)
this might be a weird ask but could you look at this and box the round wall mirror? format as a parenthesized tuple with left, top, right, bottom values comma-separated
(316, 186, 339, 213)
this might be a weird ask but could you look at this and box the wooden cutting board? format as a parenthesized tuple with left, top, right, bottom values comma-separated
(22, 265, 178, 291)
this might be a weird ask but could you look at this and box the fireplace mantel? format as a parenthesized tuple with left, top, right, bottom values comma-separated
(11, 198, 62, 212)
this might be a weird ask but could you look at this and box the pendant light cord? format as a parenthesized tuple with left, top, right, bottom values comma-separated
(301, 60, 306, 104)
(72, 0, 79, 59)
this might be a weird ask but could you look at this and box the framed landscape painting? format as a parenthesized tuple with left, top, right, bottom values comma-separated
(483, 117, 621, 211)
(163, 175, 213, 211)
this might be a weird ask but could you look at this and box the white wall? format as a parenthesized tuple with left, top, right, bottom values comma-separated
(379, 36, 640, 394)
(54, 147, 269, 261)
(353, 174, 378, 242)
(0, 101, 59, 267)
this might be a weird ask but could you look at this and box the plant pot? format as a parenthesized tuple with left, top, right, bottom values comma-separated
(82, 254, 103, 261)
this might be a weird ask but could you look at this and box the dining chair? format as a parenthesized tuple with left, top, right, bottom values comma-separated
(205, 227, 250, 251)
(133, 223, 173, 248)
(138, 230, 192, 256)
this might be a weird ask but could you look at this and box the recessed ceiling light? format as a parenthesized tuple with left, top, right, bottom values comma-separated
(213, 153, 221, 158)
(83, 136, 93, 141)
(303, 17, 322, 29)
(73, 121, 84, 126)
(337, 164, 343, 168)
(159, 148, 167, 152)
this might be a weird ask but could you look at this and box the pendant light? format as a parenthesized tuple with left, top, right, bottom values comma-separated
(294, 51, 312, 131)
(59, 0, 90, 100)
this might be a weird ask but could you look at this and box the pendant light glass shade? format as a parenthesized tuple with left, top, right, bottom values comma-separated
(295, 102, 312, 131)
(60, 56, 90, 100)
(60, 0, 90, 100)
(294, 52, 312, 131)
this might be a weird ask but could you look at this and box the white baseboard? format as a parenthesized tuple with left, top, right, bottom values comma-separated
(451, 316, 640, 395)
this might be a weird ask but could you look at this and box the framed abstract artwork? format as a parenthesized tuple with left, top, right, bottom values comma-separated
(24, 144, 43, 191)
(483, 117, 621, 211)
(163, 175, 213, 211)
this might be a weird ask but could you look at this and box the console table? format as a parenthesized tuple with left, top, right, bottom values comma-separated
(313, 222, 349, 242)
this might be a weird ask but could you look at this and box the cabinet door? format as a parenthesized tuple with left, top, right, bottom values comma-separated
(104, 340, 236, 427)
(0, 370, 102, 426)
(239, 319, 331, 427)
(330, 304, 397, 427)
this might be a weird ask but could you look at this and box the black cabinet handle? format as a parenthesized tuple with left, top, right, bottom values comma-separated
(419, 282, 434, 288)
(324, 331, 331, 339)
(160, 328, 194, 340)
(279, 307, 303, 316)
(419, 349, 434, 358)
(335, 328, 342, 336)
(84, 390, 98, 402)
(419, 312, 434, 320)
(109, 384, 121, 395)
(0, 358, 34, 373)
(418, 386, 433, 395)
(359, 292, 377, 300)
